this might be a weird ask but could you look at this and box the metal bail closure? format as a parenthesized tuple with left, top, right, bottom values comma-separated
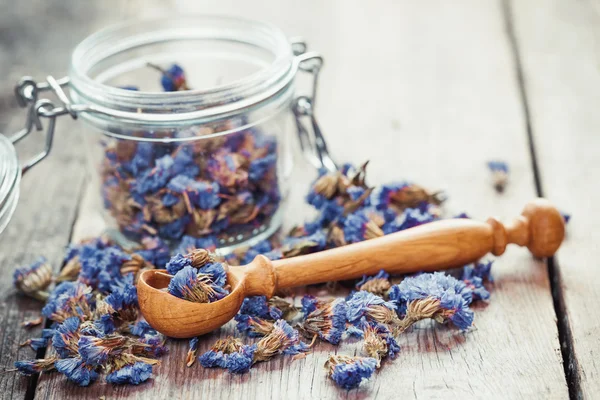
(0, 75, 70, 236)
(293, 51, 338, 173)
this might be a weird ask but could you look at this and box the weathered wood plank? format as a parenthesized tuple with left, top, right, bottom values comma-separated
(508, 0, 600, 397)
(33, 1, 569, 399)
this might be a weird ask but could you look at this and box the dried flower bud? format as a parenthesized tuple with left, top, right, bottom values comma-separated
(253, 320, 308, 362)
(362, 323, 400, 367)
(120, 254, 153, 277)
(299, 298, 346, 345)
(313, 173, 340, 199)
(14, 356, 58, 375)
(343, 187, 373, 216)
(13, 258, 53, 298)
(324, 354, 377, 390)
(327, 225, 347, 247)
(57, 255, 81, 282)
(268, 296, 298, 321)
(188, 249, 214, 268)
(358, 278, 391, 297)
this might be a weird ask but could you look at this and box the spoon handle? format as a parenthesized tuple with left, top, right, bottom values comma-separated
(269, 199, 564, 290)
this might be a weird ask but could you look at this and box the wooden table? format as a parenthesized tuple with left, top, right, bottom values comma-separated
(0, 0, 597, 398)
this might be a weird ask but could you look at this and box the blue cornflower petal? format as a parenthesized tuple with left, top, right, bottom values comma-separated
(130, 320, 157, 337)
(249, 154, 276, 182)
(198, 350, 228, 368)
(226, 344, 256, 374)
(106, 362, 153, 385)
(345, 291, 397, 324)
(165, 254, 192, 275)
(55, 357, 99, 387)
(328, 356, 377, 390)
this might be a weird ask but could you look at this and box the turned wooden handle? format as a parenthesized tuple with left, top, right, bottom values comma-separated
(270, 198, 564, 289)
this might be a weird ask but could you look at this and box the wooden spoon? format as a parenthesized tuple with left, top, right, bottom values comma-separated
(138, 198, 564, 338)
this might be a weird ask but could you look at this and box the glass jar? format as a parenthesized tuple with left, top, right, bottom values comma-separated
(2, 16, 334, 251)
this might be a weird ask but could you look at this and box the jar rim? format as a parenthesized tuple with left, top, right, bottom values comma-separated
(68, 15, 298, 130)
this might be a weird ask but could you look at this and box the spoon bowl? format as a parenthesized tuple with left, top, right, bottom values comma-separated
(138, 267, 247, 338)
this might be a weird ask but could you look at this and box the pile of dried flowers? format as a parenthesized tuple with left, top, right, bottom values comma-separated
(10, 65, 496, 390)
(102, 64, 280, 243)
(12, 236, 170, 386)
(11, 161, 493, 390)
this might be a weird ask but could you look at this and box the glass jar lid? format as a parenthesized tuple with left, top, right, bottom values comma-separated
(68, 16, 299, 136)
(0, 134, 21, 236)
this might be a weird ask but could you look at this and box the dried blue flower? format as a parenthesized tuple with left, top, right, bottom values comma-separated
(363, 323, 400, 366)
(20, 337, 48, 351)
(239, 296, 281, 320)
(93, 314, 116, 336)
(344, 213, 384, 243)
(301, 295, 320, 316)
(487, 160, 509, 192)
(134, 155, 174, 195)
(129, 320, 157, 338)
(156, 63, 188, 91)
(132, 335, 168, 358)
(198, 350, 227, 369)
(355, 270, 391, 296)
(165, 253, 192, 275)
(281, 230, 328, 257)
(253, 320, 308, 362)
(14, 357, 57, 375)
(562, 212, 571, 224)
(78, 335, 128, 367)
(52, 317, 81, 358)
(461, 261, 494, 283)
(346, 291, 399, 326)
(345, 324, 365, 338)
(198, 336, 244, 369)
(325, 355, 377, 390)
(248, 154, 277, 182)
(186, 337, 199, 367)
(389, 272, 474, 331)
(41, 281, 93, 323)
(78, 245, 130, 290)
(168, 266, 228, 303)
(234, 314, 274, 337)
(135, 236, 171, 269)
(300, 298, 347, 345)
(13, 257, 53, 300)
(198, 262, 227, 288)
(106, 361, 153, 385)
(55, 356, 99, 387)
(226, 344, 256, 374)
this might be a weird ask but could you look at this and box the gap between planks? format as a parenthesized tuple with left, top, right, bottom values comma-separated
(501, 0, 582, 398)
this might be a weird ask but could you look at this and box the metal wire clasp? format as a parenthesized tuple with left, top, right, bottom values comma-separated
(10, 76, 74, 174)
(292, 40, 337, 173)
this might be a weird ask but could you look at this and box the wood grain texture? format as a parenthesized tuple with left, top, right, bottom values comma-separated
(30, 1, 571, 399)
(508, 0, 600, 396)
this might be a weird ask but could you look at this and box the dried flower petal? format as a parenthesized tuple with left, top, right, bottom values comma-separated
(325, 355, 377, 390)
(13, 257, 53, 300)
(106, 361, 153, 385)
